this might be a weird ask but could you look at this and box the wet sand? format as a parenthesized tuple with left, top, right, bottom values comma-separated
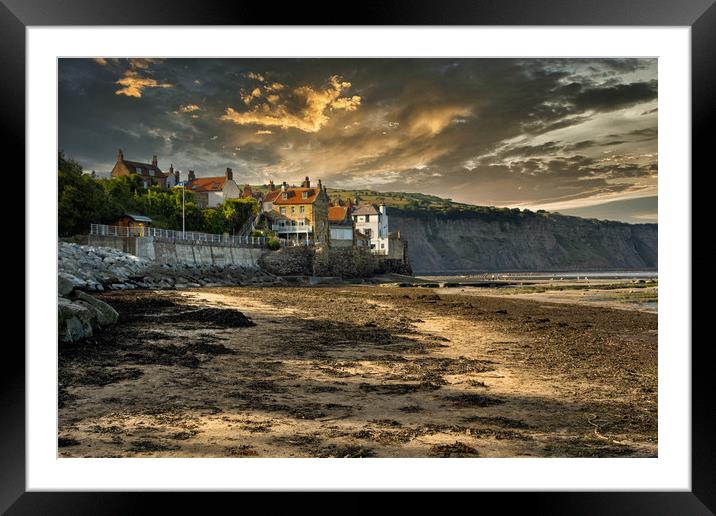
(58, 284, 657, 458)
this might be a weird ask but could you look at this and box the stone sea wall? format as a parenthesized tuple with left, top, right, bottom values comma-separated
(88, 234, 264, 268)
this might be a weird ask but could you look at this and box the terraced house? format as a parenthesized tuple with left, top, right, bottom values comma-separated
(110, 149, 177, 190)
(184, 167, 243, 209)
(267, 177, 329, 245)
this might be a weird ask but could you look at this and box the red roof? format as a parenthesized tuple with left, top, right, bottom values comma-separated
(328, 206, 349, 223)
(264, 189, 281, 202)
(187, 176, 226, 192)
(273, 187, 321, 205)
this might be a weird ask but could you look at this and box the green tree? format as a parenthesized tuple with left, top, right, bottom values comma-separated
(58, 152, 115, 236)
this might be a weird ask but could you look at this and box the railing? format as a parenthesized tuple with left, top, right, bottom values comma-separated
(90, 223, 270, 248)
(237, 211, 262, 237)
(272, 223, 313, 233)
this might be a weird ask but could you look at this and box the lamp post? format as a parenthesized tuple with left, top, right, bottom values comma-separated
(176, 180, 187, 238)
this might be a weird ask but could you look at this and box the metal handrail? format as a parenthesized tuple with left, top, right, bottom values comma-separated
(89, 223, 270, 248)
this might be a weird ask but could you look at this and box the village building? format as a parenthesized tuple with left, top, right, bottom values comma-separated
(351, 202, 390, 255)
(327, 205, 354, 248)
(113, 214, 153, 236)
(262, 180, 281, 212)
(110, 149, 175, 190)
(269, 177, 329, 245)
(355, 230, 370, 250)
(242, 184, 263, 203)
(184, 167, 243, 209)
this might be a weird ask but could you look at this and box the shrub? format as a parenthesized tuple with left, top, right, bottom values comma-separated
(266, 236, 281, 250)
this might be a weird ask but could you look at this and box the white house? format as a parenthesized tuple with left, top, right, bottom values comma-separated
(351, 202, 390, 255)
(185, 168, 243, 208)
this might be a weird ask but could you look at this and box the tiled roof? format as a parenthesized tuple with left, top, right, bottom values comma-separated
(328, 206, 349, 223)
(264, 189, 281, 202)
(273, 187, 321, 205)
(123, 160, 168, 177)
(351, 204, 379, 216)
(187, 176, 226, 192)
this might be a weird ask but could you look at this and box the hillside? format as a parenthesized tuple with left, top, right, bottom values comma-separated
(326, 189, 657, 274)
(253, 185, 657, 274)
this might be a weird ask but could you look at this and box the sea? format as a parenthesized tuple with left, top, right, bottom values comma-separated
(418, 270, 658, 281)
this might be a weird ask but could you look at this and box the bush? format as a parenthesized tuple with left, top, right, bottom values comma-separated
(266, 236, 281, 250)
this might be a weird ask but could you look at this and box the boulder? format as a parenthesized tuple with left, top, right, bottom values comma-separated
(58, 296, 95, 342)
(73, 291, 119, 326)
(58, 275, 75, 296)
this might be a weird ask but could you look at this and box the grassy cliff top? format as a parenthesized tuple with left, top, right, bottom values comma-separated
(250, 185, 655, 227)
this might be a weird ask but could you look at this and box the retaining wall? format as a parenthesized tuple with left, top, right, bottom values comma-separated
(88, 234, 264, 268)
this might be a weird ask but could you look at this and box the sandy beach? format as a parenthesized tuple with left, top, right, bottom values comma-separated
(58, 283, 657, 458)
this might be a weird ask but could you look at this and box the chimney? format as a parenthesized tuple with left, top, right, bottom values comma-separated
(302, 176, 310, 188)
(269, 179, 275, 191)
(379, 200, 386, 214)
(174, 166, 180, 184)
(117, 149, 124, 162)
(225, 167, 233, 180)
(152, 155, 158, 167)
(188, 170, 196, 181)
(317, 178, 322, 190)
(281, 181, 287, 191)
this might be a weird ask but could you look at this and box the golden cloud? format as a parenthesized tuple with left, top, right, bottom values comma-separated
(246, 72, 265, 82)
(115, 71, 173, 98)
(405, 105, 473, 137)
(221, 75, 362, 133)
(179, 104, 201, 112)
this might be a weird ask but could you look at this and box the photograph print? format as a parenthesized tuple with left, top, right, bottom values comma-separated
(57, 57, 658, 458)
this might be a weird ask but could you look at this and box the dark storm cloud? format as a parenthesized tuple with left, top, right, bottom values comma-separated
(58, 58, 657, 220)
(571, 80, 657, 112)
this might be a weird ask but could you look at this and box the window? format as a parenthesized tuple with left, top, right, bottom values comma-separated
(291, 206, 295, 214)
(300, 206, 305, 213)
(280, 207, 286, 215)
(302, 191, 308, 199)
(149, 169, 155, 177)
(282, 192, 288, 200)
(365, 215, 370, 222)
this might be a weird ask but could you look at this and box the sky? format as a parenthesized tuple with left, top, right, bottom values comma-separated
(58, 58, 658, 223)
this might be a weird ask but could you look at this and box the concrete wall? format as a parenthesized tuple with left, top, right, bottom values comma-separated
(89, 235, 264, 268)
(88, 234, 137, 255)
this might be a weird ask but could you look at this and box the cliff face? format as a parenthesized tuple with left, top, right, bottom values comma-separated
(389, 212, 657, 274)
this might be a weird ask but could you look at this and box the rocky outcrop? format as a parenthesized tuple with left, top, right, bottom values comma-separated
(313, 247, 379, 278)
(258, 246, 315, 276)
(59, 242, 280, 292)
(57, 242, 284, 342)
(389, 211, 658, 274)
(58, 290, 119, 342)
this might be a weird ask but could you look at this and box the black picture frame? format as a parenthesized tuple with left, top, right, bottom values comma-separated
(5, 0, 710, 512)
